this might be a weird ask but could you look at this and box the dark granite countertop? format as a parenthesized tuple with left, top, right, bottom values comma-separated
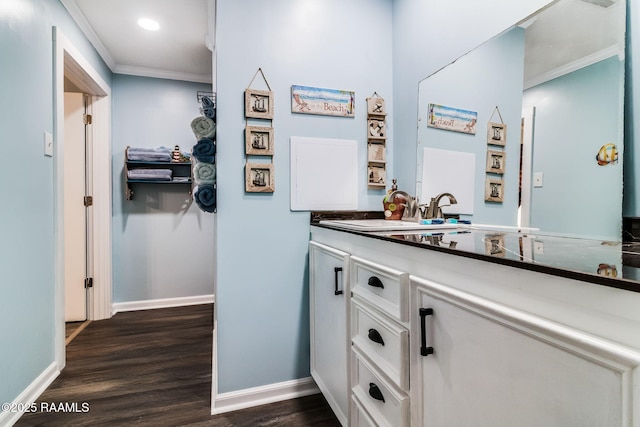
(310, 211, 640, 294)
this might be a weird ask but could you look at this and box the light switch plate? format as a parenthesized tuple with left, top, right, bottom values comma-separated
(44, 132, 53, 157)
(533, 172, 543, 188)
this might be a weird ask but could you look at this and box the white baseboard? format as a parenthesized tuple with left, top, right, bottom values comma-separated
(0, 363, 59, 427)
(112, 294, 215, 314)
(211, 377, 320, 415)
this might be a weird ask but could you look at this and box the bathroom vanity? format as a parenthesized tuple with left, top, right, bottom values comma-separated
(309, 218, 640, 427)
(306, 0, 632, 423)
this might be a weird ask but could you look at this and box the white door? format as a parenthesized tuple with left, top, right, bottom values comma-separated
(64, 92, 87, 321)
(309, 241, 350, 426)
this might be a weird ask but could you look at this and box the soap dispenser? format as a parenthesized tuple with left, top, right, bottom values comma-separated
(383, 179, 397, 203)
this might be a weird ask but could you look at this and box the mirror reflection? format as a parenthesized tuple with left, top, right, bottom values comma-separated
(415, 0, 626, 241)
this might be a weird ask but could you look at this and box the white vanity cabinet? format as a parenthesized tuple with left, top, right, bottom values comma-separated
(410, 275, 640, 427)
(309, 241, 350, 426)
(310, 226, 640, 427)
(349, 256, 411, 427)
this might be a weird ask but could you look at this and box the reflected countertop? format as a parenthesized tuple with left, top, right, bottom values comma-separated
(310, 212, 640, 294)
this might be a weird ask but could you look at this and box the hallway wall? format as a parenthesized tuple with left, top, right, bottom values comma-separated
(0, 0, 111, 410)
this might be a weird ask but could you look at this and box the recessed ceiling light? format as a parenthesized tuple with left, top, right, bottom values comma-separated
(137, 18, 160, 31)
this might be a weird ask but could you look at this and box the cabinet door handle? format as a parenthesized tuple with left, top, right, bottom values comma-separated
(334, 267, 343, 295)
(367, 276, 384, 289)
(368, 383, 385, 403)
(419, 307, 434, 356)
(367, 328, 385, 346)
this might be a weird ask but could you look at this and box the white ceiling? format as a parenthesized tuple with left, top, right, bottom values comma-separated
(62, 0, 213, 84)
(61, 0, 622, 88)
(522, 0, 625, 87)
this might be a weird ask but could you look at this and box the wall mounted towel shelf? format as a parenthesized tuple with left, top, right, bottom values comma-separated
(124, 146, 193, 200)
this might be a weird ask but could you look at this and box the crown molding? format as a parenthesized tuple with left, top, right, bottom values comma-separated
(60, 0, 116, 70)
(114, 65, 212, 84)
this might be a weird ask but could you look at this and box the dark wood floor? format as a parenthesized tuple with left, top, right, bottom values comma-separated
(65, 321, 83, 339)
(17, 304, 339, 427)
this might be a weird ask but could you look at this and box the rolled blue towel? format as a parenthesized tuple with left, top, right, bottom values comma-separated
(192, 138, 216, 163)
(202, 96, 216, 120)
(194, 162, 216, 184)
(194, 184, 216, 213)
(191, 116, 216, 139)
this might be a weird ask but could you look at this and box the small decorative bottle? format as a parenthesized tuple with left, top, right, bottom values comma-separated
(383, 179, 405, 220)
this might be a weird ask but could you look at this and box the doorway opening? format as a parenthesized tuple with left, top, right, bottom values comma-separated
(518, 107, 535, 228)
(54, 27, 113, 368)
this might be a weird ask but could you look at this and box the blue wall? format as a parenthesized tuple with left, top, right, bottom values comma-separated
(111, 75, 215, 303)
(524, 57, 624, 239)
(215, 0, 393, 393)
(391, 0, 551, 197)
(0, 0, 111, 409)
(416, 28, 525, 225)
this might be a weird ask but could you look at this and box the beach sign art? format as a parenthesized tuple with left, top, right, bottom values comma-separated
(291, 85, 355, 118)
(427, 103, 478, 135)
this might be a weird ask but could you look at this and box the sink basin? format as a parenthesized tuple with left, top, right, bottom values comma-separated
(318, 219, 461, 232)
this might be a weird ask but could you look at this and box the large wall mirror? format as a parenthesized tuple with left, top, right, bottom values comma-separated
(415, 0, 626, 241)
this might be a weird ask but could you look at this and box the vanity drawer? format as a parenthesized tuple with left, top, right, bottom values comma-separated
(351, 347, 409, 427)
(351, 394, 378, 427)
(350, 256, 409, 323)
(351, 298, 409, 391)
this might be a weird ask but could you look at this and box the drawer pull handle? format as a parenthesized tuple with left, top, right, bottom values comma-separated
(334, 267, 343, 295)
(367, 276, 384, 289)
(368, 328, 385, 346)
(368, 383, 385, 403)
(419, 307, 434, 357)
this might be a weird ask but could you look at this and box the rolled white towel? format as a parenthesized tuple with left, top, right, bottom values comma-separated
(191, 116, 216, 139)
(194, 162, 216, 184)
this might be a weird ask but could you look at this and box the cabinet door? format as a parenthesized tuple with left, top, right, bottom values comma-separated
(309, 241, 350, 426)
(410, 276, 639, 427)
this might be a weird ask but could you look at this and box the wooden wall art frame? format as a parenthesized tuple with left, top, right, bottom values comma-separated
(245, 163, 274, 193)
(368, 142, 386, 163)
(484, 233, 506, 257)
(366, 92, 387, 189)
(368, 118, 387, 139)
(245, 88, 274, 120)
(484, 178, 504, 203)
(486, 150, 506, 174)
(487, 122, 507, 146)
(367, 97, 385, 115)
(245, 125, 274, 155)
(367, 164, 386, 186)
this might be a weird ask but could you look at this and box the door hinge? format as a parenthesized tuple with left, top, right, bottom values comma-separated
(84, 277, 93, 288)
(84, 196, 93, 207)
(83, 113, 92, 125)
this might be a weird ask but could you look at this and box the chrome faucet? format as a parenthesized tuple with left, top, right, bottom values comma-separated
(424, 193, 457, 219)
(387, 190, 418, 220)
